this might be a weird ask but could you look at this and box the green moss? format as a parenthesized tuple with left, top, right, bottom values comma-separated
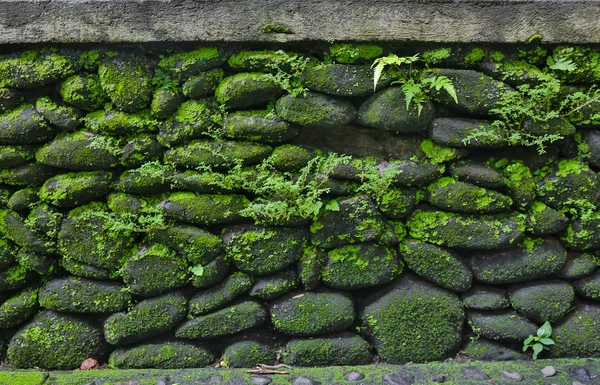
(285, 332, 372, 366)
(422, 47, 451, 65)
(109, 341, 214, 369)
(222, 340, 275, 368)
(215, 72, 283, 109)
(228, 50, 299, 71)
(0, 372, 46, 385)
(189, 272, 253, 315)
(249, 270, 298, 299)
(98, 56, 153, 112)
(550, 45, 600, 82)
(420, 139, 464, 165)
(60, 74, 107, 111)
(0, 286, 38, 328)
(160, 192, 250, 225)
(503, 160, 536, 208)
(464, 47, 486, 65)
(260, 24, 291, 34)
(329, 43, 383, 64)
(297, 245, 324, 290)
(158, 48, 225, 80)
(85, 109, 158, 136)
(35, 96, 81, 130)
(0, 48, 81, 88)
(427, 177, 513, 213)
(38, 171, 111, 207)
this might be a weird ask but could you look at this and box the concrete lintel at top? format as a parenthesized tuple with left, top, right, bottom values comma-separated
(0, 0, 599, 45)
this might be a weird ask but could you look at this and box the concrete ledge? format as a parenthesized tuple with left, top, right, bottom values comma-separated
(1, 0, 600, 44)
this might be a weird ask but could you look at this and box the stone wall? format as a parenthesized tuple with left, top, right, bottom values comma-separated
(0, 42, 599, 370)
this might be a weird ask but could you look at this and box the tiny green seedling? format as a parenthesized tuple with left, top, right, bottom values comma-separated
(523, 321, 555, 359)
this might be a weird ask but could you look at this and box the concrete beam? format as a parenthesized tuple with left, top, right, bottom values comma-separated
(0, 0, 599, 44)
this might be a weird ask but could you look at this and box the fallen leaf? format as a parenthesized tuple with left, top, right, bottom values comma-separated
(80, 358, 99, 370)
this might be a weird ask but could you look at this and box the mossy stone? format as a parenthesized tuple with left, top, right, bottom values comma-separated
(430, 118, 508, 148)
(360, 273, 464, 363)
(0, 49, 82, 89)
(509, 280, 574, 323)
(556, 251, 599, 280)
(26, 203, 63, 241)
(7, 310, 108, 370)
(580, 130, 600, 169)
(551, 304, 600, 357)
(329, 43, 384, 64)
(269, 145, 314, 172)
(113, 163, 173, 195)
(35, 97, 82, 132)
(150, 88, 185, 120)
(0, 105, 53, 145)
(189, 254, 229, 289)
(0, 162, 55, 187)
(104, 291, 188, 346)
(58, 202, 134, 270)
(527, 201, 569, 235)
(374, 187, 417, 219)
(160, 192, 249, 226)
(151, 224, 223, 266)
(311, 195, 385, 249)
(39, 171, 112, 207)
(400, 238, 472, 292)
(503, 160, 536, 209)
(2, 210, 55, 253)
(215, 72, 284, 109)
(60, 74, 108, 111)
(249, 270, 298, 300)
(297, 246, 324, 290)
(407, 209, 525, 250)
(429, 68, 513, 115)
(522, 117, 576, 137)
(276, 92, 356, 128)
(227, 50, 299, 72)
(120, 134, 163, 169)
(357, 87, 433, 133)
(0, 145, 36, 169)
(60, 257, 111, 280)
(98, 56, 153, 112)
(549, 46, 600, 83)
(467, 310, 537, 342)
(573, 271, 600, 300)
(427, 177, 513, 214)
(0, 286, 39, 328)
(447, 160, 505, 189)
(0, 88, 22, 114)
(0, 237, 16, 270)
(15, 249, 57, 276)
(561, 215, 600, 250)
(461, 285, 509, 310)
(85, 109, 158, 136)
(270, 290, 355, 337)
(122, 243, 190, 297)
(182, 68, 225, 98)
(158, 47, 228, 81)
(39, 276, 130, 314)
(322, 243, 401, 290)
(470, 237, 567, 284)
(420, 138, 469, 165)
(222, 340, 276, 368)
(284, 332, 372, 366)
(189, 272, 253, 316)
(378, 160, 443, 188)
(221, 110, 298, 145)
(176, 300, 267, 339)
(301, 64, 389, 97)
(223, 225, 307, 275)
(171, 170, 239, 194)
(0, 264, 35, 292)
(462, 339, 522, 361)
(157, 99, 218, 147)
(164, 140, 273, 170)
(36, 131, 120, 170)
(109, 341, 214, 369)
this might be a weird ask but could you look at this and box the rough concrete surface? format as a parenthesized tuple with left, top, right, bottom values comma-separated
(0, 0, 599, 44)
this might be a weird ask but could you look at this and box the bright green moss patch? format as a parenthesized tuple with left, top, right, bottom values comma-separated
(329, 43, 383, 64)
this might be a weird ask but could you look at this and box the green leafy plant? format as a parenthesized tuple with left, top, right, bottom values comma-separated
(371, 53, 458, 115)
(523, 321, 555, 359)
(189, 264, 204, 277)
(265, 50, 313, 97)
(152, 67, 179, 91)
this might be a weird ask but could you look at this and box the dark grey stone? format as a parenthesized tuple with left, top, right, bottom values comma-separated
(461, 367, 490, 380)
(430, 375, 447, 383)
(384, 370, 414, 385)
(569, 367, 591, 383)
(293, 376, 320, 385)
(541, 366, 557, 377)
(250, 376, 272, 385)
(500, 371, 524, 381)
(345, 372, 365, 382)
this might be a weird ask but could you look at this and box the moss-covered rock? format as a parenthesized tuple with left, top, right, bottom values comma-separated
(15, 249, 57, 276)
(0, 162, 55, 187)
(467, 310, 537, 342)
(357, 87, 434, 133)
(228, 50, 300, 72)
(35, 97, 82, 132)
(0, 237, 16, 270)
(0, 49, 82, 89)
(430, 118, 508, 148)
(113, 163, 172, 195)
(426, 177, 513, 214)
(122, 243, 190, 297)
(322, 243, 400, 290)
(0, 264, 35, 292)
(549, 46, 600, 83)
(502, 160, 536, 209)
(297, 246, 324, 291)
(284, 332, 372, 366)
(470, 237, 567, 284)
(58, 202, 134, 270)
(301, 64, 389, 97)
(7, 310, 108, 369)
(182, 68, 224, 98)
(522, 117, 576, 137)
(171, 170, 238, 194)
(429, 69, 513, 115)
(551, 304, 600, 357)
(573, 271, 600, 300)
(189, 254, 229, 289)
(25, 203, 63, 241)
(329, 43, 384, 64)
(60, 256, 111, 280)
(311, 195, 385, 249)
(98, 56, 153, 112)
(223, 225, 307, 275)
(221, 110, 298, 145)
(447, 159, 505, 189)
(462, 339, 522, 361)
(60, 74, 108, 111)
(39, 171, 111, 207)
(0, 105, 53, 145)
(157, 99, 219, 147)
(561, 214, 600, 250)
(85, 109, 158, 137)
(377, 160, 443, 188)
(400, 238, 472, 292)
(249, 270, 298, 300)
(0, 145, 36, 169)
(580, 129, 600, 169)
(189, 272, 253, 316)
(269, 145, 314, 172)
(270, 290, 354, 336)
(373, 187, 417, 219)
(104, 291, 188, 346)
(0, 286, 38, 328)
(407, 209, 525, 250)
(151, 224, 223, 266)
(526, 201, 569, 235)
(158, 47, 228, 81)
(1, 210, 55, 253)
(0, 88, 22, 114)
(150, 88, 185, 120)
(160, 192, 249, 226)
(215, 73, 283, 109)
(109, 341, 214, 369)
(509, 280, 574, 323)
(120, 134, 163, 168)
(461, 285, 510, 310)
(360, 273, 464, 363)
(222, 339, 276, 368)
(276, 92, 356, 128)
(39, 276, 130, 314)
(556, 251, 599, 280)
(176, 300, 267, 339)
(6, 188, 38, 211)
(36, 131, 120, 170)
(420, 138, 469, 165)
(164, 140, 272, 170)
